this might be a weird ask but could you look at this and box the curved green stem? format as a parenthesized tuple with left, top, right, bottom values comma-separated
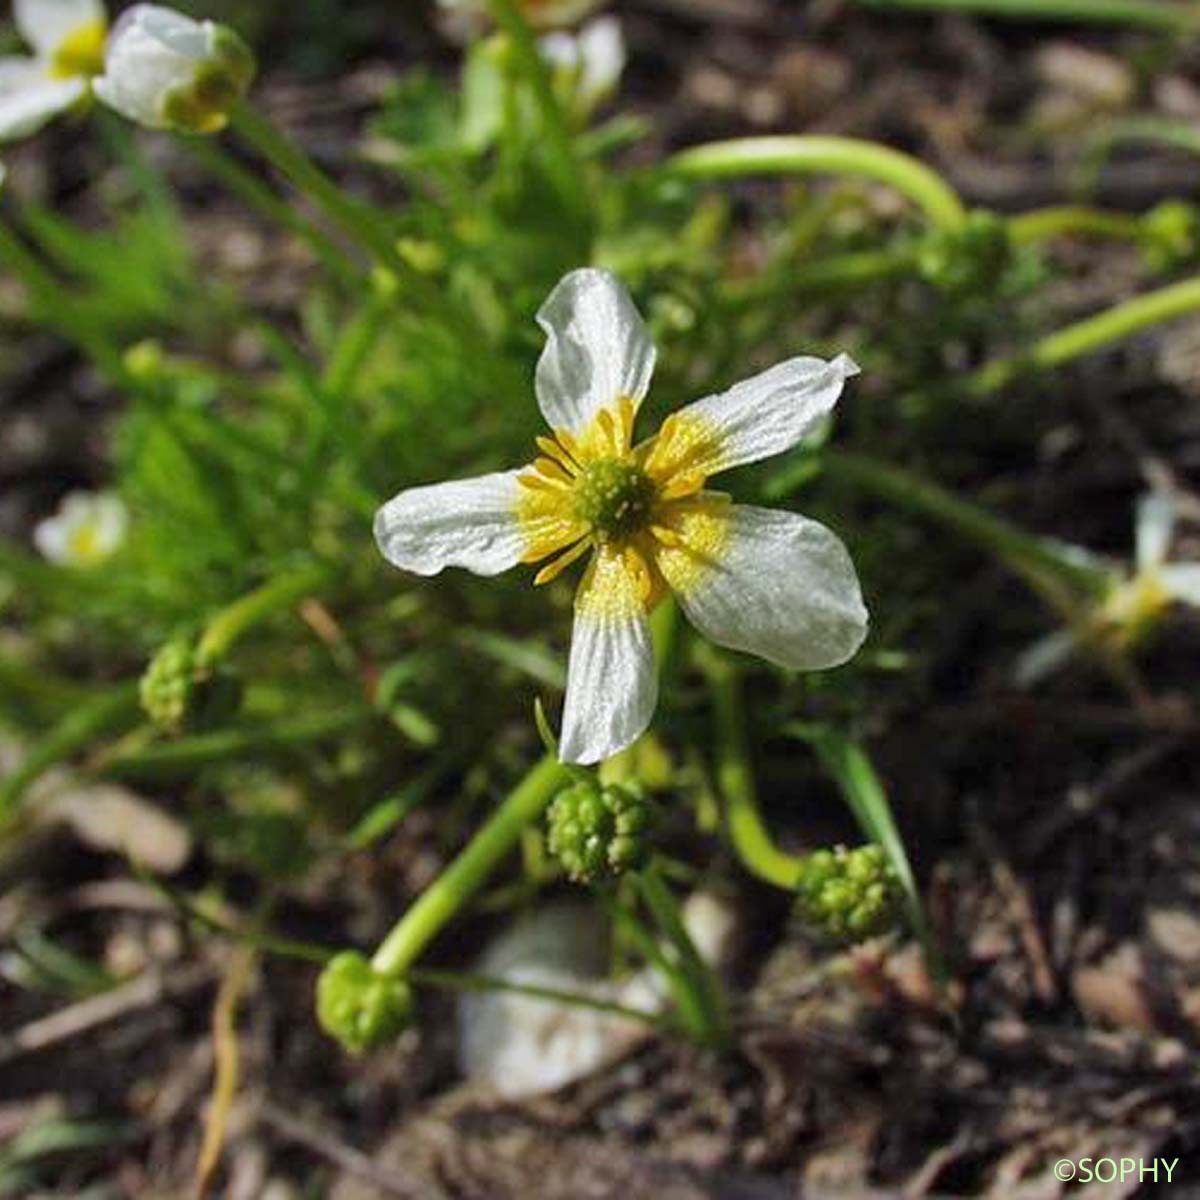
(697, 645, 804, 891)
(793, 449, 1108, 610)
(1009, 206, 1144, 245)
(856, 0, 1197, 32)
(967, 274, 1200, 396)
(195, 561, 330, 668)
(667, 136, 967, 231)
(371, 756, 571, 975)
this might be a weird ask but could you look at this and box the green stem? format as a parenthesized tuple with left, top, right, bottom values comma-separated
(797, 449, 1108, 608)
(195, 562, 330, 667)
(486, 0, 589, 228)
(967, 274, 1200, 396)
(371, 756, 570, 975)
(697, 646, 804, 890)
(0, 684, 141, 824)
(101, 709, 368, 781)
(636, 861, 729, 1047)
(856, 0, 1197, 31)
(1009, 205, 1144, 245)
(667, 136, 967, 231)
(185, 137, 360, 291)
(229, 103, 407, 275)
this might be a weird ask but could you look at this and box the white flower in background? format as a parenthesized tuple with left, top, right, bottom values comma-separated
(0, 0, 107, 142)
(540, 16, 624, 116)
(375, 268, 867, 764)
(438, 0, 606, 35)
(1016, 491, 1200, 685)
(92, 4, 254, 135)
(33, 490, 128, 567)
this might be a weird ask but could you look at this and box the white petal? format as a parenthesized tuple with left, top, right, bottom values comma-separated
(560, 547, 656, 765)
(374, 470, 528, 578)
(535, 268, 656, 438)
(1160, 563, 1200, 607)
(658, 503, 868, 670)
(1012, 628, 1077, 687)
(0, 59, 84, 140)
(644, 353, 857, 487)
(1135, 492, 1175, 572)
(576, 17, 624, 106)
(32, 512, 70, 562)
(14, 0, 104, 59)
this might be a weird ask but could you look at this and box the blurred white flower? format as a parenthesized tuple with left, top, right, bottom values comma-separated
(1016, 491, 1199, 685)
(438, 0, 606, 39)
(33, 490, 128, 568)
(540, 16, 624, 117)
(376, 268, 866, 765)
(0, 0, 107, 142)
(92, 4, 254, 135)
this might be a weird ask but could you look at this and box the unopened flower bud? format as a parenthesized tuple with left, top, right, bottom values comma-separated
(546, 780, 654, 884)
(794, 844, 903, 943)
(316, 951, 413, 1053)
(93, 5, 255, 135)
(1140, 200, 1200, 273)
(139, 636, 242, 732)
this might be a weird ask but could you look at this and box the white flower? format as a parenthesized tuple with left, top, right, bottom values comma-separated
(375, 268, 868, 764)
(92, 4, 254, 135)
(438, 0, 606, 34)
(0, 0, 107, 142)
(33, 490, 127, 567)
(540, 16, 624, 116)
(1015, 491, 1199, 685)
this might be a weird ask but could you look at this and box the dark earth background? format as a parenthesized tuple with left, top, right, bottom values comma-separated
(3, 1, 1200, 1196)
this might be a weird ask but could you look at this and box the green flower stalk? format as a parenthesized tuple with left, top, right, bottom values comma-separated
(546, 779, 655, 883)
(316, 951, 414, 1054)
(794, 844, 903, 943)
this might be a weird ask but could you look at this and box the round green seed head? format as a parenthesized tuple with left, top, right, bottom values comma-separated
(139, 637, 197, 732)
(546, 780, 654, 884)
(316, 951, 413, 1054)
(795, 843, 903, 943)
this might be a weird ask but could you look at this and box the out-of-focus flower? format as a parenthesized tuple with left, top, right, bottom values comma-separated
(93, 4, 254, 135)
(1016, 492, 1200, 684)
(540, 16, 624, 117)
(0, 0, 107, 142)
(33, 490, 127, 567)
(439, 0, 606, 37)
(375, 268, 867, 764)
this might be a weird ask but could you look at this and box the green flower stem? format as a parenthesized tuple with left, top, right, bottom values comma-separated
(636, 861, 729, 1047)
(1008, 206, 1144, 245)
(696, 645, 804, 891)
(184, 137, 360, 291)
(797, 449, 1108, 607)
(229, 103, 425, 286)
(101, 709, 369, 781)
(724, 247, 914, 310)
(195, 562, 331, 668)
(371, 756, 571, 976)
(966, 274, 1200, 397)
(486, 0, 590, 229)
(0, 684, 141, 825)
(667, 136, 967, 231)
(857, 0, 1197, 32)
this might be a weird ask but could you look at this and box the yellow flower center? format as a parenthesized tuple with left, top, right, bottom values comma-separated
(66, 520, 106, 565)
(49, 20, 107, 81)
(1096, 569, 1171, 646)
(573, 457, 655, 540)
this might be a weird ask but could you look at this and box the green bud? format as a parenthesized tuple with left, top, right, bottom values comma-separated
(794, 844, 903, 943)
(916, 209, 1012, 295)
(546, 780, 654, 884)
(139, 637, 243, 733)
(316, 951, 413, 1054)
(1140, 201, 1200, 273)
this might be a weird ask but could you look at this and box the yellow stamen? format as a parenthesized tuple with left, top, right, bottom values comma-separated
(533, 457, 573, 486)
(536, 435, 581, 476)
(533, 536, 593, 586)
(49, 20, 107, 81)
(517, 471, 565, 494)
